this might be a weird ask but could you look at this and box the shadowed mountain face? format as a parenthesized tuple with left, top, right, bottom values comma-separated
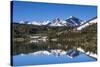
(65, 16, 82, 26)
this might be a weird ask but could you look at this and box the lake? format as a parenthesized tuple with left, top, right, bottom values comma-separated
(11, 39, 97, 66)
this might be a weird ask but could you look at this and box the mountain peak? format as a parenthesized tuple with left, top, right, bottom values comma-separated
(69, 16, 75, 18)
(54, 17, 60, 21)
(66, 16, 82, 26)
(52, 18, 61, 24)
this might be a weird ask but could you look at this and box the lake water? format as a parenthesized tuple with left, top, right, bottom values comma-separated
(12, 50, 96, 66)
(11, 40, 97, 66)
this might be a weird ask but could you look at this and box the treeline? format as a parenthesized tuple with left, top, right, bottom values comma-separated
(12, 23, 47, 38)
(12, 23, 70, 38)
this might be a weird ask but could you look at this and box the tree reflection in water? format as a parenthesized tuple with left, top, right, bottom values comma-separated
(12, 39, 95, 56)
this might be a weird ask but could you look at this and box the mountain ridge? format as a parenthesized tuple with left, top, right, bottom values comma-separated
(16, 16, 83, 27)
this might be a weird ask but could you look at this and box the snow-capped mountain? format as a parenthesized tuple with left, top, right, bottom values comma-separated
(27, 21, 42, 25)
(77, 16, 97, 30)
(47, 18, 67, 26)
(18, 16, 82, 27)
(41, 21, 51, 25)
(46, 16, 82, 27)
(65, 16, 82, 26)
(19, 21, 25, 24)
(19, 20, 51, 26)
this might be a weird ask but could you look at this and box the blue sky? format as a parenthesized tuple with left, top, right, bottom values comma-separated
(12, 1, 97, 22)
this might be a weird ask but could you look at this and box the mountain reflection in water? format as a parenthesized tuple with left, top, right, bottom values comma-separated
(12, 49, 96, 66)
(12, 40, 79, 55)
